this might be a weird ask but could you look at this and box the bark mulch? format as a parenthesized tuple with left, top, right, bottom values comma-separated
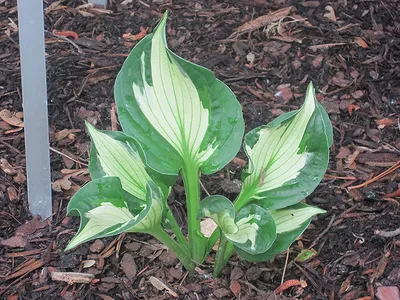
(0, 0, 399, 299)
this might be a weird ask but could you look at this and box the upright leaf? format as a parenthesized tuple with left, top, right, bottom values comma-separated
(237, 83, 331, 210)
(87, 126, 175, 199)
(86, 122, 150, 200)
(114, 12, 244, 175)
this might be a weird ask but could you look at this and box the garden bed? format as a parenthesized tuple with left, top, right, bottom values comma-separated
(0, 0, 399, 299)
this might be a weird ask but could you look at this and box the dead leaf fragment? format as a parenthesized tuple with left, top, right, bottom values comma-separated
(230, 280, 241, 296)
(324, 6, 337, 22)
(348, 104, 360, 116)
(123, 26, 148, 41)
(7, 186, 18, 201)
(233, 6, 293, 35)
(354, 37, 368, 48)
(52, 176, 72, 192)
(0, 109, 24, 127)
(200, 218, 217, 238)
(149, 276, 178, 298)
(55, 129, 81, 141)
(82, 260, 96, 269)
(121, 253, 137, 280)
(376, 118, 397, 129)
(13, 171, 26, 183)
(0, 235, 27, 248)
(0, 158, 17, 175)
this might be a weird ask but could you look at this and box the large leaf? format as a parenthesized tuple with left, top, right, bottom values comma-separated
(237, 82, 331, 210)
(87, 125, 175, 199)
(235, 202, 325, 262)
(114, 12, 244, 175)
(66, 177, 163, 250)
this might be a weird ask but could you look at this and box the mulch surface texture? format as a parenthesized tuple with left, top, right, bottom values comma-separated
(0, 0, 399, 299)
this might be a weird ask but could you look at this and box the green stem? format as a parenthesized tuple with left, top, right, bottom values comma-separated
(213, 233, 228, 277)
(165, 209, 189, 251)
(150, 225, 195, 272)
(206, 228, 220, 254)
(181, 163, 205, 263)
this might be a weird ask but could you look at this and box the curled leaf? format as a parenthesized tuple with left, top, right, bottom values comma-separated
(237, 83, 332, 210)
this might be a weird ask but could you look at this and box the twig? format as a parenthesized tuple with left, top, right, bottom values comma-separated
(238, 280, 268, 295)
(309, 214, 336, 249)
(49, 146, 88, 167)
(45, 30, 84, 54)
(375, 227, 400, 238)
(199, 179, 211, 196)
(348, 160, 400, 190)
(293, 262, 323, 295)
(0, 139, 21, 154)
(308, 43, 346, 52)
(281, 249, 290, 285)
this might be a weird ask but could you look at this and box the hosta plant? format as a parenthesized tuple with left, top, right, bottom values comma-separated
(66, 12, 333, 277)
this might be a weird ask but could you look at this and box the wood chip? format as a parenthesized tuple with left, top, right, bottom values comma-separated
(51, 271, 95, 284)
(149, 276, 178, 298)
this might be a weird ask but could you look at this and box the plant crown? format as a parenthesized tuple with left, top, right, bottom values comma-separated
(66, 12, 333, 277)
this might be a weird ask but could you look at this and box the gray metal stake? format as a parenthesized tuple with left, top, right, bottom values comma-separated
(88, 0, 108, 6)
(17, 0, 52, 219)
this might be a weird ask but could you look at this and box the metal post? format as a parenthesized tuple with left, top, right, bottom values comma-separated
(17, 0, 52, 219)
(88, 0, 108, 6)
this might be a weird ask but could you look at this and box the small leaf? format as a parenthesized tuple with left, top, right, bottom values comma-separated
(115, 12, 244, 175)
(228, 204, 276, 255)
(235, 218, 310, 262)
(86, 122, 150, 200)
(199, 197, 276, 254)
(237, 82, 331, 210)
(198, 195, 238, 234)
(295, 249, 317, 262)
(235, 203, 324, 261)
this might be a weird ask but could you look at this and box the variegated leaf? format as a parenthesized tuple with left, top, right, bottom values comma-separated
(235, 203, 325, 262)
(86, 122, 150, 200)
(115, 12, 244, 175)
(87, 126, 175, 201)
(237, 83, 331, 210)
(198, 196, 238, 235)
(66, 177, 164, 250)
(227, 204, 276, 255)
(269, 203, 325, 234)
